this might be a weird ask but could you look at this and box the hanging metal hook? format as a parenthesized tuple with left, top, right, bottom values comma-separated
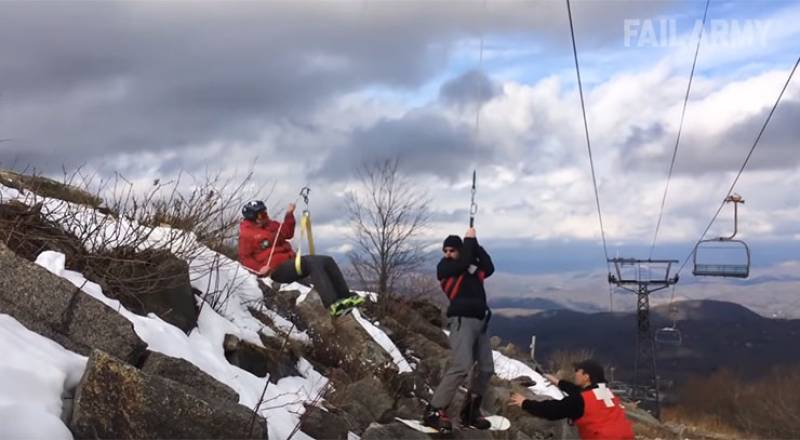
(299, 186, 311, 210)
(469, 170, 478, 227)
(722, 193, 744, 240)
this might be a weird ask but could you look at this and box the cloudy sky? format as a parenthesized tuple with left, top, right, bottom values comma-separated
(1, 1, 798, 315)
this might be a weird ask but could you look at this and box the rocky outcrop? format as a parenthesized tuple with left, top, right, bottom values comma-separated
(299, 404, 352, 440)
(70, 350, 266, 439)
(332, 376, 395, 432)
(84, 249, 199, 334)
(223, 333, 300, 382)
(362, 422, 430, 440)
(295, 291, 396, 379)
(489, 378, 568, 439)
(0, 242, 146, 364)
(140, 351, 239, 404)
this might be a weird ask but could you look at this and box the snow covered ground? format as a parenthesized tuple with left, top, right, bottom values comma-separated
(0, 314, 86, 440)
(492, 351, 563, 400)
(351, 308, 413, 373)
(35, 251, 326, 440)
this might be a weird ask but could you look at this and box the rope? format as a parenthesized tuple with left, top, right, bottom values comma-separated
(262, 188, 308, 274)
(295, 210, 315, 275)
(469, 0, 487, 227)
(565, 0, 615, 311)
(566, 0, 610, 262)
(676, 56, 799, 276)
(649, 0, 711, 259)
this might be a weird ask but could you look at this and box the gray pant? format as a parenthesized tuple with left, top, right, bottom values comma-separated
(430, 315, 495, 409)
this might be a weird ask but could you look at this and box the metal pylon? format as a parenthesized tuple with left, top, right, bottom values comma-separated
(608, 258, 679, 420)
(633, 283, 659, 418)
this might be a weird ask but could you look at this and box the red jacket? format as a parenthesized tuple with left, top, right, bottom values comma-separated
(522, 382, 634, 440)
(238, 213, 295, 273)
(575, 386, 634, 440)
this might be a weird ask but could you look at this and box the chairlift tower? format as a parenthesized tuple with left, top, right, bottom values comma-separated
(608, 258, 679, 419)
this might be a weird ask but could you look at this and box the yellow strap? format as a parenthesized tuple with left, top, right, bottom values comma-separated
(295, 211, 315, 275)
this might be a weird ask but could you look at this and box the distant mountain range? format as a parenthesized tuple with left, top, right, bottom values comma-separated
(486, 266, 800, 319)
(489, 296, 605, 314)
(488, 299, 800, 386)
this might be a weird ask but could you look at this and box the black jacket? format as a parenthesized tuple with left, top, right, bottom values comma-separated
(521, 380, 592, 420)
(437, 237, 494, 319)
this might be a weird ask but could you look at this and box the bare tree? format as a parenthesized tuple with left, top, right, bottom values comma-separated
(346, 158, 431, 296)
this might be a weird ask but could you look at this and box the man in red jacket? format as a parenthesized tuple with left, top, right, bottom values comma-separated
(238, 200, 363, 315)
(508, 360, 634, 440)
(238, 200, 297, 272)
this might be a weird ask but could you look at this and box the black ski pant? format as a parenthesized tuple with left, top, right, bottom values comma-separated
(270, 255, 350, 308)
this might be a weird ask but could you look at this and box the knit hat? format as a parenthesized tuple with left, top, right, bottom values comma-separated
(574, 359, 607, 384)
(442, 235, 463, 250)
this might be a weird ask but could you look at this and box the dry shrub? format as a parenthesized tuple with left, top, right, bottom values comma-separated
(0, 169, 103, 208)
(83, 247, 190, 308)
(670, 365, 800, 439)
(0, 167, 266, 315)
(546, 348, 595, 380)
(0, 201, 84, 264)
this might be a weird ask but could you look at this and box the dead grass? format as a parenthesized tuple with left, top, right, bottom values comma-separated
(669, 365, 800, 439)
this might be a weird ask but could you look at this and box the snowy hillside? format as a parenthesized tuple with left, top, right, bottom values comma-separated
(0, 180, 562, 439)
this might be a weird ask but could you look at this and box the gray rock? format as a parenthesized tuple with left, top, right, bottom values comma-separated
(223, 333, 300, 382)
(140, 351, 239, 404)
(70, 350, 267, 439)
(85, 249, 199, 334)
(488, 380, 563, 440)
(362, 422, 430, 440)
(295, 291, 396, 378)
(299, 404, 352, 440)
(0, 242, 146, 364)
(334, 376, 395, 433)
(394, 397, 425, 420)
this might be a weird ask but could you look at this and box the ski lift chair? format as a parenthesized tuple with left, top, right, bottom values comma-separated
(655, 327, 682, 346)
(693, 239, 750, 278)
(693, 194, 751, 279)
(656, 302, 682, 346)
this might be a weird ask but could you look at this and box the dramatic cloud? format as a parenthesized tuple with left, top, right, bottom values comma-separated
(0, 0, 798, 298)
(439, 69, 502, 108)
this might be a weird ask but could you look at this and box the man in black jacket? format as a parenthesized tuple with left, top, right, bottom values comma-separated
(507, 360, 634, 440)
(423, 227, 495, 432)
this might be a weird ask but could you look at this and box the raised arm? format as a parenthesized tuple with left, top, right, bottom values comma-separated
(278, 212, 296, 241)
(476, 245, 495, 277)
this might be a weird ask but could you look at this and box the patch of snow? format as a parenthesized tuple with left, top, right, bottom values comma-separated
(0, 314, 87, 440)
(188, 251, 310, 345)
(281, 282, 313, 304)
(352, 290, 378, 303)
(351, 309, 413, 373)
(492, 351, 563, 400)
(35, 251, 325, 440)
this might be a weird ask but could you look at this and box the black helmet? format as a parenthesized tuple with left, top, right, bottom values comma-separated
(242, 200, 267, 220)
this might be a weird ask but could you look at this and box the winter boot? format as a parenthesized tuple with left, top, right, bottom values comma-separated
(328, 294, 365, 317)
(423, 404, 453, 433)
(460, 393, 490, 430)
